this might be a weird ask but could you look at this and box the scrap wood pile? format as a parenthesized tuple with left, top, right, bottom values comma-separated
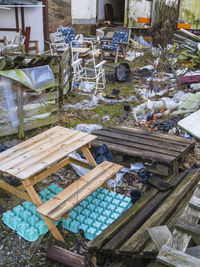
(87, 169, 200, 266)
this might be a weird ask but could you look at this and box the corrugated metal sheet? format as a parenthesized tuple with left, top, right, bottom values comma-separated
(0, 0, 37, 4)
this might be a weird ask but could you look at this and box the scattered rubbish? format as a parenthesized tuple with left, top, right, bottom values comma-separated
(92, 144, 114, 165)
(125, 50, 144, 62)
(78, 81, 96, 93)
(103, 115, 110, 122)
(74, 124, 102, 134)
(188, 163, 198, 173)
(0, 145, 9, 153)
(112, 88, 120, 97)
(178, 109, 200, 140)
(115, 63, 131, 82)
(154, 117, 180, 132)
(130, 190, 141, 204)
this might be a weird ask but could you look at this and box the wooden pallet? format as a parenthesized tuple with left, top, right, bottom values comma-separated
(92, 127, 195, 176)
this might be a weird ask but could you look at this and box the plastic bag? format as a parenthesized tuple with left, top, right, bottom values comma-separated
(133, 103, 147, 121)
(147, 99, 165, 113)
(69, 152, 90, 177)
(178, 93, 200, 111)
(78, 81, 95, 93)
(161, 97, 179, 112)
(74, 124, 102, 134)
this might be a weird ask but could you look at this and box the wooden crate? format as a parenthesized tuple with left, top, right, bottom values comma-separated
(0, 49, 72, 138)
(92, 127, 195, 176)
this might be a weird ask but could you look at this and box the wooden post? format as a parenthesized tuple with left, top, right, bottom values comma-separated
(16, 82, 24, 140)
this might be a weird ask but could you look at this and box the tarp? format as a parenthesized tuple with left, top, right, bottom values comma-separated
(0, 65, 54, 91)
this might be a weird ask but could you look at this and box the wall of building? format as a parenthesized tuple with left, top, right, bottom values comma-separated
(71, 0, 97, 24)
(0, 2, 44, 52)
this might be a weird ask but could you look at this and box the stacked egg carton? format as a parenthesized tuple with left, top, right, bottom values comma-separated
(62, 187, 132, 240)
(2, 183, 63, 242)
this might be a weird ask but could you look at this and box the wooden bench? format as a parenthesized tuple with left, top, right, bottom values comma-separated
(37, 161, 122, 220)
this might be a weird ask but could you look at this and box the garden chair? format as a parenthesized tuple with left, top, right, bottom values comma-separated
(49, 31, 68, 55)
(101, 27, 131, 63)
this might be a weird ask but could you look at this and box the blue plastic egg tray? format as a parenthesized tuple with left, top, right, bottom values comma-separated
(62, 187, 132, 240)
(2, 184, 132, 242)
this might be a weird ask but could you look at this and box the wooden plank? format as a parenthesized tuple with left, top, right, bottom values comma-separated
(24, 104, 59, 118)
(81, 145, 97, 166)
(0, 174, 31, 202)
(18, 157, 71, 190)
(0, 126, 62, 162)
(15, 133, 96, 180)
(46, 246, 85, 267)
(0, 114, 59, 138)
(148, 226, 172, 250)
(92, 140, 175, 164)
(95, 134, 180, 158)
(22, 179, 65, 242)
(186, 246, 200, 259)
(175, 220, 200, 237)
(156, 245, 200, 267)
(141, 187, 195, 257)
(0, 127, 75, 169)
(23, 91, 59, 105)
(119, 169, 200, 255)
(189, 195, 200, 210)
(112, 127, 193, 145)
(166, 183, 200, 252)
(37, 161, 122, 220)
(148, 176, 173, 192)
(101, 172, 188, 253)
(17, 83, 24, 140)
(94, 130, 187, 154)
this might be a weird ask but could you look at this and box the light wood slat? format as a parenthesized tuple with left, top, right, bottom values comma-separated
(16, 134, 96, 179)
(37, 161, 122, 220)
(113, 126, 193, 144)
(0, 127, 73, 166)
(95, 130, 186, 154)
(3, 132, 88, 177)
(0, 126, 61, 161)
(37, 161, 113, 216)
(0, 129, 81, 172)
(156, 245, 200, 267)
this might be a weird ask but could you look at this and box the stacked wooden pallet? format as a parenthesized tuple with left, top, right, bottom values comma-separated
(92, 127, 195, 176)
(87, 169, 200, 266)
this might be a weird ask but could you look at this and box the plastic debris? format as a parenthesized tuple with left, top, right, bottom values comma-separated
(62, 187, 132, 240)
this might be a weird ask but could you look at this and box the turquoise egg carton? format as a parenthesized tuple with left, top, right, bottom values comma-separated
(62, 187, 132, 240)
(2, 183, 64, 242)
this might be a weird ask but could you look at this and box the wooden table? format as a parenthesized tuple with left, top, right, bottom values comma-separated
(0, 126, 98, 241)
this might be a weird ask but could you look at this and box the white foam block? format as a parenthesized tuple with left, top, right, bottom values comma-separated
(178, 109, 200, 139)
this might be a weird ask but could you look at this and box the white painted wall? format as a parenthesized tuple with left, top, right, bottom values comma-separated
(125, 0, 152, 28)
(71, 0, 97, 24)
(0, 2, 44, 52)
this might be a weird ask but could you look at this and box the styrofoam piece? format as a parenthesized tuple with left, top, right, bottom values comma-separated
(178, 109, 200, 140)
